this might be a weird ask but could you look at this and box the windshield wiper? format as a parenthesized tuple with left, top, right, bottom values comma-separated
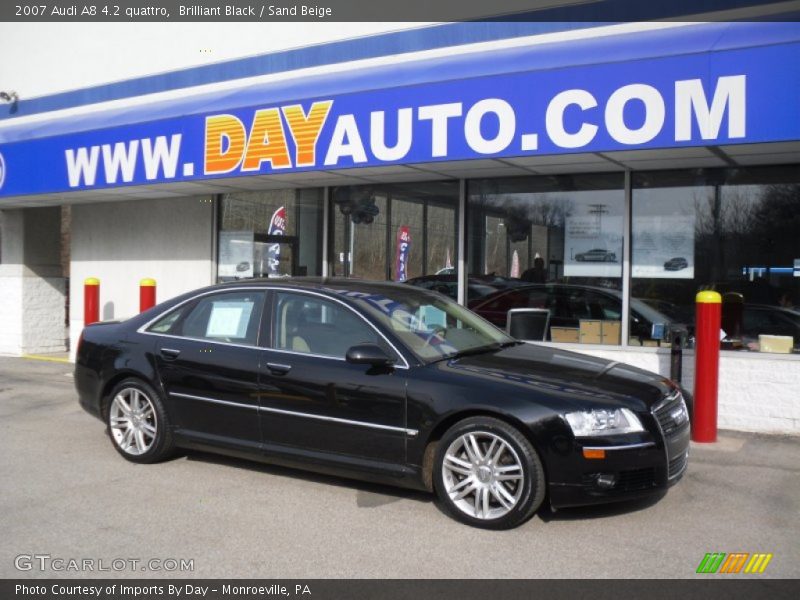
(499, 340, 523, 348)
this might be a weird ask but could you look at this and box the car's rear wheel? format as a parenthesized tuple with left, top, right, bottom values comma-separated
(433, 416, 545, 529)
(106, 378, 175, 464)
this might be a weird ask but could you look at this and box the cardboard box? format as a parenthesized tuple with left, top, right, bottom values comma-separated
(551, 327, 580, 343)
(642, 339, 660, 347)
(579, 320, 602, 344)
(601, 320, 621, 345)
(759, 335, 793, 354)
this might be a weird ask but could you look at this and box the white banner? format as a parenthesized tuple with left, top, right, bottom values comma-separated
(564, 215, 623, 277)
(218, 230, 254, 278)
(632, 214, 695, 279)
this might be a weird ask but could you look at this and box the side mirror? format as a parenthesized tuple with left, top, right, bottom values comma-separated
(346, 343, 395, 367)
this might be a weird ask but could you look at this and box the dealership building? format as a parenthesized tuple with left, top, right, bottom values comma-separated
(1, 12, 799, 433)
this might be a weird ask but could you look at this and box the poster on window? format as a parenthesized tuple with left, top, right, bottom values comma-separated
(632, 215, 695, 279)
(217, 230, 254, 279)
(564, 202, 623, 277)
(206, 301, 254, 338)
(266, 206, 286, 276)
(395, 225, 411, 282)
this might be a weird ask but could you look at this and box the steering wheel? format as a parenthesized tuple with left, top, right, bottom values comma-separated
(421, 325, 447, 348)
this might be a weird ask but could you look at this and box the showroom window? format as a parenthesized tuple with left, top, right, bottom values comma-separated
(329, 181, 459, 284)
(632, 166, 800, 354)
(217, 189, 323, 281)
(466, 173, 627, 345)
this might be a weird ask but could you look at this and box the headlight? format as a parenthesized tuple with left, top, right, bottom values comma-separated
(564, 408, 644, 437)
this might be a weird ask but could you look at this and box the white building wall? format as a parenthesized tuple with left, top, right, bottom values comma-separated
(0, 265, 24, 354)
(0, 208, 66, 355)
(22, 269, 66, 353)
(562, 345, 800, 435)
(69, 195, 215, 359)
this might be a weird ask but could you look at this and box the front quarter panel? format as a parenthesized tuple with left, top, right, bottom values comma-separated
(405, 361, 572, 469)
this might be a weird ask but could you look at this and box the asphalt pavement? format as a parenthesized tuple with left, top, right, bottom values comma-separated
(1, 356, 798, 579)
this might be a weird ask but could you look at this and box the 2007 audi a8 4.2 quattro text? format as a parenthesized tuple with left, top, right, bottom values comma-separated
(75, 279, 690, 529)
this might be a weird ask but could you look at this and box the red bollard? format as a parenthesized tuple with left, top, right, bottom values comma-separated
(84, 277, 100, 326)
(693, 290, 722, 443)
(140, 278, 156, 313)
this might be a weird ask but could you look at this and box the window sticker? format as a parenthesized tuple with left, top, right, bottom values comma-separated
(206, 301, 254, 338)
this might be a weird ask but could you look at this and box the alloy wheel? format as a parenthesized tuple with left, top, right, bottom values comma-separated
(441, 431, 525, 520)
(109, 387, 158, 456)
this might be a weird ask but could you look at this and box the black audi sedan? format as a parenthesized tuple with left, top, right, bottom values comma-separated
(75, 278, 689, 529)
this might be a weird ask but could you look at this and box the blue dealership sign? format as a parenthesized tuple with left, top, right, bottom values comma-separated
(0, 25, 799, 199)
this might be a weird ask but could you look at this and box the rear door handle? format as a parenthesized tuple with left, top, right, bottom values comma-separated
(266, 362, 292, 375)
(160, 348, 181, 360)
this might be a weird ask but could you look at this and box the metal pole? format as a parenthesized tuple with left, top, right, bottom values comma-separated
(457, 179, 467, 306)
(693, 290, 722, 442)
(321, 187, 330, 277)
(620, 169, 632, 346)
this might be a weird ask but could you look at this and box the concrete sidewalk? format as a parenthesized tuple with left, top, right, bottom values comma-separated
(0, 356, 798, 579)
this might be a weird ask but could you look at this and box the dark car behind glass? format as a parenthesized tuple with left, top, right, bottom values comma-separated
(406, 274, 526, 302)
(75, 278, 689, 530)
(469, 283, 687, 345)
(742, 304, 800, 350)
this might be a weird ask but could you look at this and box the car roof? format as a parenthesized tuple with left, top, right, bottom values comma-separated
(217, 277, 414, 295)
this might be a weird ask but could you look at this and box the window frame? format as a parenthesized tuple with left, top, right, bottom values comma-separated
(140, 289, 268, 350)
(261, 288, 412, 369)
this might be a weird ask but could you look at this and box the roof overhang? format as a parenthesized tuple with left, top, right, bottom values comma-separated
(1, 21, 798, 206)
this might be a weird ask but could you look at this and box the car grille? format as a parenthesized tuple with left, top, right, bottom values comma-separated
(653, 391, 690, 438)
(668, 451, 689, 479)
(617, 467, 657, 491)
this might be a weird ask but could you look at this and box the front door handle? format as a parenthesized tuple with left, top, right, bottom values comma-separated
(160, 348, 181, 360)
(266, 362, 292, 375)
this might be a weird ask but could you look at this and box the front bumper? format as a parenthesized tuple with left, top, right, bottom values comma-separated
(548, 395, 691, 508)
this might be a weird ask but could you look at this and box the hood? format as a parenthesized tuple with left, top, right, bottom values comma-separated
(437, 342, 673, 411)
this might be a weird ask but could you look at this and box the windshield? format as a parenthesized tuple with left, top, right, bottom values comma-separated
(338, 286, 513, 362)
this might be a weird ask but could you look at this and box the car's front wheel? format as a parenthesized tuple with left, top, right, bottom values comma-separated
(433, 416, 545, 529)
(106, 378, 175, 464)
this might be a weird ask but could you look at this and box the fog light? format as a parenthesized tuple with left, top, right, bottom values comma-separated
(595, 473, 616, 489)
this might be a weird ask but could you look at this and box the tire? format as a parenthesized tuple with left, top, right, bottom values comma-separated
(433, 416, 545, 530)
(105, 378, 175, 464)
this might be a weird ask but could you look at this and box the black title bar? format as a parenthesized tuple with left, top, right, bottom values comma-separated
(2, 0, 798, 22)
(3, 579, 800, 600)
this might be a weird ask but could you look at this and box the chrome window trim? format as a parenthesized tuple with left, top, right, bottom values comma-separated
(581, 442, 656, 451)
(263, 346, 347, 362)
(142, 332, 263, 352)
(136, 285, 411, 369)
(168, 392, 417, 437)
